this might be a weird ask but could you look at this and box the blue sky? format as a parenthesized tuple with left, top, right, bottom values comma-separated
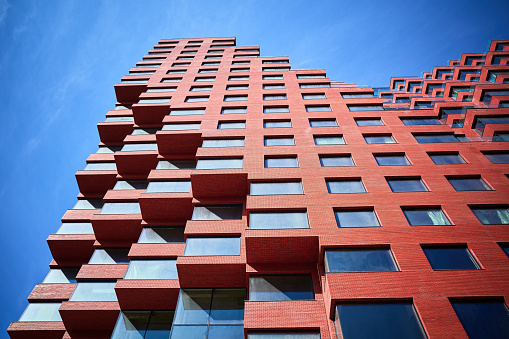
(0, 0, 508, 334)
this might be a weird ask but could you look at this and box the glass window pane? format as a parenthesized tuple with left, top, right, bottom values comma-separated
(264, 107, 289, 113)
(249, 211, 309, 229)
(100, 202, 141, 214)
(69, 282, 117, 301)
(146, 181, 191, 193)
(184, 238, 241, 256)
(73, 199, 103, 209)
(356, 119, 384, 126)
(162, 123, 201, 131)
(208, 325, 244, 339)
(422, 246, 479, 270)
(173, 290, 212, 325)
(43, 268, 79, 284)
(138, 228, 185, 243)
(196, 158, 243, 169)
(192, 205, 243, 220)
(387, 179, 428, 192)
(170, 109, 205, 116)
(335, 210, 380, 227)
(248, 333, 320, 339)
(325, 249, 398, 272)
(124, 260, 178, 280)
(375, 155, 410, 166)
(249, 275, 314, 301)
(156, 160, 196, 170)
(306, 105, 331, 112)
(451, 300, 509, 339)
(429, 153, 466, 165)
(88, 248, 130, 264)
(84, 163, 117, 171)
(314, 136, 345, 145)
(448, 177, 491, 191)
(19, 303, 62, 322)
(121, 143, 158, 152)
(320, 156, 354, 167)
(146, 311, 174, 338)
(336, 303, 426, 339)
(310, 119, 337, 127)
(401, 118, 441, 125)
(327, 180, 365, 193)
(171, 325, 208, 339)
(218, 121, 246, 129)
(364, 135, 396, 144)
(251, 182, 303, 195)
(221, 107, 247, 114)
(484, 152, 509, 163)
(470, 207, 509, 224)
(56, 222, 94, 234)
(265, 157, 298, 168)
(265, 137, 294, 146)
(209, 289, 246, 325)
(202, 139, 244, 148)
(414, 134, 458, 143)
(113, 180, 148, 190)
(264, 120, 292, 128)
(111, 311, 150, 339)
(402, 208, 451, 226)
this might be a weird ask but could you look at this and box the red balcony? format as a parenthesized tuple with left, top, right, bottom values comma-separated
(128, 243, 185, 258)
(114, 82, 147, 103)
(191, 171, 248, 198)
(139, 193, 193, 223)
(176, 255, 246, 288)
(115, 280, 180, 310)
(97, 121, 134, 144)
(75, 264, 128, 281)
(132, 102, 171, 126)
(27, 284, 76, 302)
(59, 302, 119, 338)
(156, 130, 203, 155)
(75, 170, 117, 197)
(114, 151, 159, 177)
(91, 214, 143, 247)
(47, 234, 95, 267)
(7, 322, 66, 339)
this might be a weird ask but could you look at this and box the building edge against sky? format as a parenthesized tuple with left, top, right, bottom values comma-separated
(7, 37, 509, 338)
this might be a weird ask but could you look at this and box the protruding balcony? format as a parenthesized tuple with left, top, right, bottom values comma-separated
(132, 99, 171, 126)
(91, 202, 143, 246)
(156, 130, 203, 155)
(7, 322, 66, 339)
(139, 192, 193, 223)
(114, 143, 159, 177)
(114, 78, 148, 103)
(97, 113, 134, 144)
(191, 171, 248, 198)
(75, 162, 117, 197)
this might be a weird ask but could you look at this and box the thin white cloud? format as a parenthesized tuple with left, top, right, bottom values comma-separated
(0, 0, 9, 25)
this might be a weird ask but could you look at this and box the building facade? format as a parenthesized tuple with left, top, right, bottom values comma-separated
(7, 37, 509, 339)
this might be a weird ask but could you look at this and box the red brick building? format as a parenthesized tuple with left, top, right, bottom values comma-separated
(7, 37, 509, 339)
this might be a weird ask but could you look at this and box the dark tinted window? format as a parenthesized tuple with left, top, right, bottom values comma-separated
(387, 178, 428, 192)
(249, 211, 309, 229)
(402, 208, 451, 226)
(327, 179, 366, 193)
(374, 154, 410, 166)
(422, 246, 479, 270)
(319, 155, 354, 167)
(470, 207, 509, 224)
(451, 300, 509, 339)
(325, 248, 398, 272)
(336, 303, 427, 339)
(429, 153, 466, 164)
(192, 205, 243, 220)
(447, 177, 491, 191)
(112, 311, 174, 339)
(264, 156, 298, 168)
(335, 210, 380, 227)
(483, 152, 509, 163)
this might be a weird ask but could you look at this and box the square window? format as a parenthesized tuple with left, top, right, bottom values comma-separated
(364, 134, 396, 144)
(429, 152, 467, 164)
(422, 245, 479, 270)
(264, 136, 294, 146)
(249, 275, 314, 301)
(402, 208, 451, 226)
(309, 119, 337, 127)
(319, 155, 354, 167)
(264, 120, 292, 128)
(387, 178, 428, 192)
(185, 96, 209, 103)
(218, 121, 245, 129)
(374, 154, 410, 166)
(250, 181, 303, 195)
(264, 94, 287, 100)
(184, 237, 241, 256)
(196, 158, 243, 169)
(483, 152, 509, 163)
(263, 84, 285, 89)
(224, 95, 248, 101)
(221, 107, 247, 114)
(325, 248, 398, 272)
(264, 156, 298, 168)
(447, 176, 491, 191)
(335, 209, 380, 227)
(263, 106, 290, 113)
(306, 105, 331, 112)
(302, 93, 326, 99)
(451, 300, 509, 339)
(327, 179, 366, 193)
(335, 303, 427, 339)
(227, 85, 249, 90)
(355, 118, 384, 126)
(249, 211, 309, 229)
(314, 135, 345, 145)
(202, 138, 244, 148)
(470, 206, 509, 224)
